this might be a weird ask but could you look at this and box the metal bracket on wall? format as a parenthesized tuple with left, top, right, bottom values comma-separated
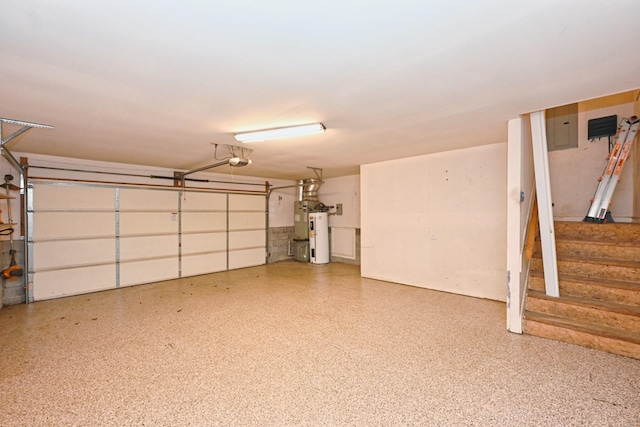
(307, 167, 323, 181)
(1, 118, 53, 145)
(0, 118, 54, 176)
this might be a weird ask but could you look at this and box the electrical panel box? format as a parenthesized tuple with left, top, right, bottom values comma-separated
(546, 103, 578, 151)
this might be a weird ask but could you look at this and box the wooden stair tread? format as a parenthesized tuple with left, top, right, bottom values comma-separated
(554, 221, 640, 231)
(526, 221, 640, 359)
(524, 311, 640, 345)
(537, 237, 640, 247)
(529, 270, 640, 291)
(527, 289, 640, 316)
(531, 252, 640, 268)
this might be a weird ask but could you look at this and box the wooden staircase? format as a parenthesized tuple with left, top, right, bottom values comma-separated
(523, 221, 640, 359)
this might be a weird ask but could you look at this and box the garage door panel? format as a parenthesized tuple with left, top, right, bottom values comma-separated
(229, 194, 264, 211)
(182, 253, 227, 277)
(119, 188, 177, 210)
(229, 248, 265, 270)
(182, 192, 226, 210)
(182, 212, 226, 233)
(182, 233, 226, 254)
(120, 235, 179, 260)
(33, 212, 116, 240)
(120, 212, 178, 235)
(33, 239, 115, 270)
(33, 265, 116, 301)
(34, 185, 115, 210)
(229, 212, 265, 230)
(30, 182, 266, 300)
(120, 258, 179, 287)
(229, 230, 264, 250)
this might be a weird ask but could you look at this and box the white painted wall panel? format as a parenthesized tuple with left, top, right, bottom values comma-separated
(330, 227, 356, 260)
(182, 232, 227, 254)
(33, 265, 116, 301)
(229, 230, 264, 250)
(361, 143, 507, 302)
(182, 253, 227, 276)
(120, 258, 179, 287)
(120, 235, 179, 260)
(33, 212, 116, 240)
(318, 175, 361, 228)
(229, 248, 265, 270)
(33, 238, 115, 270)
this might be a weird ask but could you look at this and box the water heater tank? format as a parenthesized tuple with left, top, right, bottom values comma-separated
(309, 212, 329, 265)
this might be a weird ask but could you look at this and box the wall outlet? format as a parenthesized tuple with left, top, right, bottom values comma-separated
(336, 203, 343, 215)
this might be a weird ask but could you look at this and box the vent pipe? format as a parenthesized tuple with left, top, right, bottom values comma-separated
(297, 178, 322, 201)
(297, 167, 324, 202)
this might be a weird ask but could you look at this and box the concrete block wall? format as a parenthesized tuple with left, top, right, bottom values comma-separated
(268, 226, 294, 263)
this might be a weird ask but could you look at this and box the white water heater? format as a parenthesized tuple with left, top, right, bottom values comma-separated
(309, 212, 329, 264)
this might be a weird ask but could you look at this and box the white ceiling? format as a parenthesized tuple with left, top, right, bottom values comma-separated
(1, 1, 639, 180)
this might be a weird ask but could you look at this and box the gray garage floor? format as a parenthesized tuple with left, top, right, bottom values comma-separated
(0, 261, 638, 426)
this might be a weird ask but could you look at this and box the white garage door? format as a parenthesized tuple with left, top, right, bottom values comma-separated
(28, 181, 266, 301)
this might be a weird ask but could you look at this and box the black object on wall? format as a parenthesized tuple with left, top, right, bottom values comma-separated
(588, 115, 617, 140)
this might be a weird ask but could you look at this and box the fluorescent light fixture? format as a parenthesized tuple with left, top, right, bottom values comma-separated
(234, 123, 325, 143)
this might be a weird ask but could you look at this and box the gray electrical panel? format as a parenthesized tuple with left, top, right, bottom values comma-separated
(546, 103, 578, 151)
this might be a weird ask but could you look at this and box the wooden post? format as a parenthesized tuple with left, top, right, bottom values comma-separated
(530, 111, 559, 298)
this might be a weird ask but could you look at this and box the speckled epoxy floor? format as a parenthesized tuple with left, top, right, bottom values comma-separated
(0, 261, 639, 426)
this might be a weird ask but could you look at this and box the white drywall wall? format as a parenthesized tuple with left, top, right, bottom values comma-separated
(361, 142, 507, 302)
(318, 174, 361, 261)
(267, 187, 295, 228)
(318, 174, 360, 229)
(548, 102, 634, 221)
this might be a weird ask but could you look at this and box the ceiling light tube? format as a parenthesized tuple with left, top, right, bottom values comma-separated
(234, 123, 325, 143)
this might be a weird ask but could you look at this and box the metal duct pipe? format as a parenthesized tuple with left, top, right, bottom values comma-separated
(296, 180, 304, 201)
(298, 178, 322, 201)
